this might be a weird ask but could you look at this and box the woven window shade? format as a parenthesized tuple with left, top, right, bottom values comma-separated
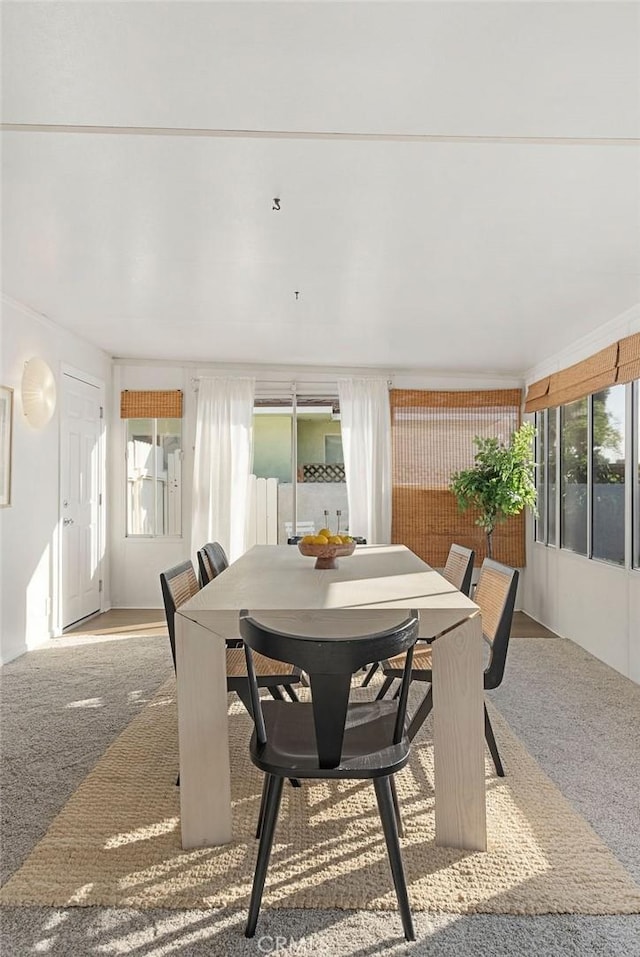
(391, 389, 525, 568)
(616, 331, 640, 386)
(525, 344, 618, 413)
(524, 332, 640, 412)
(120, 390, 183, 418)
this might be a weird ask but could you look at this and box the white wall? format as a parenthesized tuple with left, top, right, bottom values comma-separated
(0, 298, 112, 664)
(522, 303, 640, 683)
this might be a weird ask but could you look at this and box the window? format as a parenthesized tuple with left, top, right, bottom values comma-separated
(537, 384, 633, 565)
(591, 386, 625, 565)
(534, 408, 557, 547)
(325, 433, 344, 464)
(561, 398, 588, 555)
(252, 399, 349, 543)
(126, 418, 182, 536)
(534, 411, 546, 543)
(527, 330, 640, 567)
(548, 409, 557, 546)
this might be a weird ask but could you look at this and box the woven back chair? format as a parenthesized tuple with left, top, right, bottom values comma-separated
(442, 543, 475, 596)
(197, 541, 229, 586)
(361, 542, 473, 688)
(239, 609, 420, 942)
(380, 558, 519, 777)
(160, 560, 199, 669)
(160, 560, 302, 718)
(196, 544, 239, 646)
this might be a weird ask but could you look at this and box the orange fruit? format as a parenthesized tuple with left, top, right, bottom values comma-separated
(301, 535, 315, 544)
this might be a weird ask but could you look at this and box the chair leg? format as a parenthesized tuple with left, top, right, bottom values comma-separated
(246, 775, 285, 938)
(268, 685, 286, 701)
(373, 777, 415, 942)
(407, 685, 433, 742)
(361, 662, 380, 687)
(375, 675, 396, 700)
(255, 774, 269, 839)
(235, 682, 255, 717)
(389, 774, 404, 838)
(484, 704, 505, 777)
(283, 684, 299, 702)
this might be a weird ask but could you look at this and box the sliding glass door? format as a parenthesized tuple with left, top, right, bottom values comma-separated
(252, 396, 349, 543)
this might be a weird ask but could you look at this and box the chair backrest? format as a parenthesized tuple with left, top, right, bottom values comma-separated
(159, 560, 200, 669)
(240, 611, 420, 769)
(197, 541, 229, 586)
(442, 544, 475, 596)
(474, 558, 519, 690)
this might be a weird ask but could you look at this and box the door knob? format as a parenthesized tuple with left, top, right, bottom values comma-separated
(63, 518, 74, 526)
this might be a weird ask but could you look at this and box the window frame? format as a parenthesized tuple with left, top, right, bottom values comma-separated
(632, 381, 640, 569)
(535, 382, 636, 569)
(124, 416, 183, 540)
(559, 397, 589, 557)
(534, 410, 546, 544)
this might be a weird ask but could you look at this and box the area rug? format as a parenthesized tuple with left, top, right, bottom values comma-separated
(2, 678, 639, 915)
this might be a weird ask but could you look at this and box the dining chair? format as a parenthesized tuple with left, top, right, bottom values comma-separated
(196, 541, 243, 648)
(159, 560, 303, 719)
(239, 609, 421, 942)
(361, 543, 474, 687)
(196, 541, 229, 588)
(378, 558, 519, 777)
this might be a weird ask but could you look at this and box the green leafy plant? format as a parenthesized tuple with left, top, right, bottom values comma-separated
(449, 422, 537, 559)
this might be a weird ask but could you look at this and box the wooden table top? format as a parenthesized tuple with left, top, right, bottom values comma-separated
(179, 544, 478, 640)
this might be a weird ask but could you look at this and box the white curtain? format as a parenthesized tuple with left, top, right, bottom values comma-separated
(191, 377, 255, 563)
(337, 377, 392, 544)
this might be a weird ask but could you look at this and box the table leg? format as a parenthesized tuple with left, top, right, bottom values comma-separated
(431, 613, 486, 850)
(175, 613, 232, 848)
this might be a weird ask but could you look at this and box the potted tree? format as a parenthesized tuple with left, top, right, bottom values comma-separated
(449, 422, 536, 560)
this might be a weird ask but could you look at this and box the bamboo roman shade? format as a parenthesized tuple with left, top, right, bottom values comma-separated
(524, 331, 640, 413)
(391, 389, 525, 568)
(120, 390, 183, 418)
(617, 331, 640, 386)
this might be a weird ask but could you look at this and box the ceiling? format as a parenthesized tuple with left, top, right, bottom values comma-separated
(2, 2, 639, 374)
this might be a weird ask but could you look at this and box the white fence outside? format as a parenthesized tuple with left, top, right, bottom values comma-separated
(246, 475, 279, 547)
(247, 474, 351, 546)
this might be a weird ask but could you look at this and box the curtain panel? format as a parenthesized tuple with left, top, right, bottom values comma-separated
(191, 377, 255, 563)
(337, 378, 392, 544)
(390, 389, 525, 567)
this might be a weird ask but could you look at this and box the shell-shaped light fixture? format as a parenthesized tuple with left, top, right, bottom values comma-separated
(21, 358, 57, 428)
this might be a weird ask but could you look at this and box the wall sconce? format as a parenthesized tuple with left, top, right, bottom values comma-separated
(21, 358, 57, 428)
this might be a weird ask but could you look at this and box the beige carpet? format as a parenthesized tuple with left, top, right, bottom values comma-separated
(2, 679, 640, 916)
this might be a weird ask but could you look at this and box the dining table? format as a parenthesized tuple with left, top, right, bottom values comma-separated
(175, 543, 486, 852)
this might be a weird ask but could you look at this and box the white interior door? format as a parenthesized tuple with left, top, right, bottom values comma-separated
(61, 373, 102, 628)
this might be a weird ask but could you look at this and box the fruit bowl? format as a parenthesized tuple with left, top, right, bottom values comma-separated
(298, 540, 356, 570)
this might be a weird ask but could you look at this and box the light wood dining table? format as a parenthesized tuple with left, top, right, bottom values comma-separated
(175, 543, 486, 852)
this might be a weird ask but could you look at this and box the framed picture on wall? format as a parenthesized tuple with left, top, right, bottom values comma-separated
(0, 385, 14, 507)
